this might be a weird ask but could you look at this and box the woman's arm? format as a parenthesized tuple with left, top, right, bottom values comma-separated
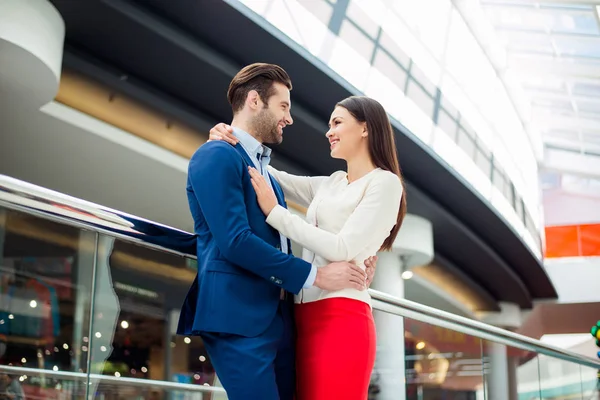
(268, 166, 327, 209)
(265, 172, 402, 262)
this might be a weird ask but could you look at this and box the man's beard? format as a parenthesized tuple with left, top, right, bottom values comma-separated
(250, 107, 282, 145)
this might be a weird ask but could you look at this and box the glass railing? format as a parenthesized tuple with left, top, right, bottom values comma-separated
(1, 174, 598, 399)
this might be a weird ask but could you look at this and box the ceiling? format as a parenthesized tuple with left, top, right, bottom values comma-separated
(479, 1, 600, 168)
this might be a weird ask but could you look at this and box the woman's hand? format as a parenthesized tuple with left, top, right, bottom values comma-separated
(208, 123, 239, 145)
(364, 255, 378, 288)
(249, 167, 278, 216)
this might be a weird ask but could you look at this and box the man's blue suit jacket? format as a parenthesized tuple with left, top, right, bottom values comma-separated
(177, 141, 312, 338)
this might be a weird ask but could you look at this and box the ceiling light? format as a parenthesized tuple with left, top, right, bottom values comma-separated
(402, 270, 414, 280)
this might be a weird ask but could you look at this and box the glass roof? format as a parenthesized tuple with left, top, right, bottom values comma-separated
(480, 1, 600, 158)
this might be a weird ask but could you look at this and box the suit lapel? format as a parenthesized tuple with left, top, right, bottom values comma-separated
(269, 175, 286, 209)
(234, 144, 291, 253)
(269, 177, 292, 254)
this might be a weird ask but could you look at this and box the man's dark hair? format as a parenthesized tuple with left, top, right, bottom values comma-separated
(227, 63, 292, 113)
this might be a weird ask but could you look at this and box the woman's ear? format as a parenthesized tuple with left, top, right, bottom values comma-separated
(362, 124, 368, 138)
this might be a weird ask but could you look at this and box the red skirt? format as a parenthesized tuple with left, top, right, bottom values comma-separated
(295, 297, 376, 400)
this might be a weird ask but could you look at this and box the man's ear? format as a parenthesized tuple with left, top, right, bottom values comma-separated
(246, 90, 261, 111)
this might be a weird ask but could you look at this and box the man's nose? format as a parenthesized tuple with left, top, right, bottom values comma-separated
(285, 111, 293, 126)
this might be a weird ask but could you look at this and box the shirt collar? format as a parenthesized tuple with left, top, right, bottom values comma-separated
(232, 127, 272, 159)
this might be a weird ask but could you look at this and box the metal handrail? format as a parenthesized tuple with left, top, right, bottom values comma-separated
(2, 174, 600, 371)
(371, 290, 600, 369)
(0, 365, 226, 393)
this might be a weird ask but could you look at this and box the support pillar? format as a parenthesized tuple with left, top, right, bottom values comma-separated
(478, 302, 523, 400)
(0, 0, 65, 110)
(370, 214, 434, 400)
(371, 253, 407, 399)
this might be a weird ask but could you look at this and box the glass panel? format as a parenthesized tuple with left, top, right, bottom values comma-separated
(553, 36, 600, 59)
(522, 76, 568, 94)
(297, 0, 333, 26)
(372, 49, 408, 90)
(482, 341, 542, 400)
(346, 1, 379, 38)
(572, 82, 600, 97)
(89, 377, 227, 399)
(406, 80, 435, 119)
(493, 165, 508, 195)
(403, 317, 485, 398)
(371, 311, 486, 399)
(579, 364, 599, 399)
(410, 62, 437, 96)
(504, 32, 555, 55)
(457, 128, 476, 159)
(0, 367, 88, 399)
(441, 94, 460, 119)
(538, 354, 588, 399)
(378, 30, 410, 68)
(437, 109, 458, 139)
(87, 235, 220, 397)
(576, 100, 600, 114)
(339, 19, 375, 62)
(0, 206, 96, 396)
(475, 147, 492, 177)
(505, 183, 515, 208)
(532, 98, 574, 112)
(524, 210, 539, 244)
(515, 196, 525, 223)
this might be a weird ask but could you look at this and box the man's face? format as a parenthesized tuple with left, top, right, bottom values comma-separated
(251, 82, 293, 145)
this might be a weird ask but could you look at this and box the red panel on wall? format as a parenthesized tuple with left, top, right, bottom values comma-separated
(579, 224, 600, 257)
(545, 225, 579, 258)
(545, 223, 600, 258)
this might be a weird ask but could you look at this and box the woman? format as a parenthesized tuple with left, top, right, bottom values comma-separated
(210, 96, 407, 399)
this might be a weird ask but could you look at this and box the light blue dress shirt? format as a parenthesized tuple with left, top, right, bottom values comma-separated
(232, 127, 317, 289)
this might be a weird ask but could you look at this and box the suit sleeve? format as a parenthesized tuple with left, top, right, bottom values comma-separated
(265, 172, 402, 262)
(188, 143, 312, 294)
(267, 166, 326, 209)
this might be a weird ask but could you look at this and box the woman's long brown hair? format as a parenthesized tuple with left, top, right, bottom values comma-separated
(336, 96, 407, 251)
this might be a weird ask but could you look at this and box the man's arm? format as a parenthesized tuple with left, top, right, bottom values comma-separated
(189, 143, 366, 293)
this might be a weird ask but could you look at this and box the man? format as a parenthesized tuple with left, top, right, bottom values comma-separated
(0, 374, 24, 400)
(177, 63, 371, 400)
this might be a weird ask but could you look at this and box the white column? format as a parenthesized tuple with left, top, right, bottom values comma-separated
(370, 215, 434, 400)
(0, 0, 65, 109)
(478, 302, 523, 400)
(371, 252, 407, 399)
(486, 341, 509, 400)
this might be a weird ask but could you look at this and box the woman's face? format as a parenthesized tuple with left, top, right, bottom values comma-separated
(326, 106, 367, 161)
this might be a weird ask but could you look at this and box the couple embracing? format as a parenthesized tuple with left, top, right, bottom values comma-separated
(178, 63, 407, 400)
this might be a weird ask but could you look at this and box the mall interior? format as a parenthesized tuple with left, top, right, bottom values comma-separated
(1, 0, 600, 398)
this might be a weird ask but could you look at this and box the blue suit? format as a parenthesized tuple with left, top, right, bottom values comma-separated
(178, 141, 312, 399)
